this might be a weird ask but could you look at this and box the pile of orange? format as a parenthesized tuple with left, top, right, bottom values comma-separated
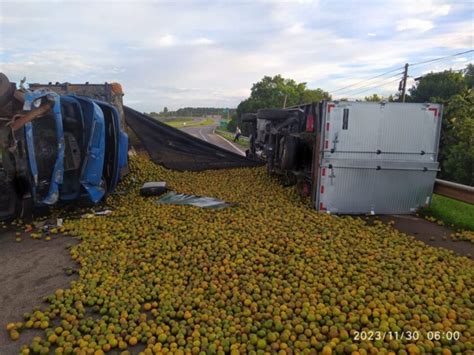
(6, 156, 473, 354)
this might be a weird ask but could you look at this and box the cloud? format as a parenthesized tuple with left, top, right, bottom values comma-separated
(284, 23, 306, 35)
(155, 34, 176, 47)
(0, 0, 470, 110)
(396, 19, 434, 32)
(430, 4, 451, 17)
(190, 37, 215, 46)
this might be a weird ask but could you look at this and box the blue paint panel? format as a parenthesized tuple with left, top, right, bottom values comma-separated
(118, 131, 129, 170)
(94, 100, 129, 192)
(22, 91, 128, 208)
(59, 96, 86, 201)
(74, 97, 106, 203)
(24, 91, 64, 205)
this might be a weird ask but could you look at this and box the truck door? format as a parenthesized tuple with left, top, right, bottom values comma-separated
(315, 101, 442, 214)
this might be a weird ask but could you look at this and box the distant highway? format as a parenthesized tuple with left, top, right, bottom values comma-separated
(181, 118, 246, 156)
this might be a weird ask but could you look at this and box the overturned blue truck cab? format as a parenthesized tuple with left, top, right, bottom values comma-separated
(0, 73, 128, 220)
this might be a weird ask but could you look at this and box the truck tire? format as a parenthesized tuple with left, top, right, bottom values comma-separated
(257, 109, 290, 121)
(241, 113, 257, 122)
(0, 72, 14, 108)
(280, 136, 297, 170)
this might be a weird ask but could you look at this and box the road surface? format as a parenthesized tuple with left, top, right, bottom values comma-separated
(0, 228, 79, 354)
(181, 118, 246, 156)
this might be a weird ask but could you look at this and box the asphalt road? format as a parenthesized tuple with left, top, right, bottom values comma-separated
(181, 118, 246, 156)
(0, 227, 79, 354)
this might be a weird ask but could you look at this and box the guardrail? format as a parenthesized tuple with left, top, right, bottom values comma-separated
(434, 179, 474, 204)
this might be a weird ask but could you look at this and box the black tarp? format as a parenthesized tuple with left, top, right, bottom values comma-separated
(124, 106, 262, 171)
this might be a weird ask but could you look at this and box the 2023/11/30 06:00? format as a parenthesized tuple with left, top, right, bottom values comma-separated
(353, 330, 461, 341)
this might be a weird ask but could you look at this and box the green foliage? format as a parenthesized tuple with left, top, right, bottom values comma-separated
(236, 75, 330, 116)
(215, 129, 250, 149)
(408, 65, 473, 185)
(463, 63, 474, 89)
(166, 118, 214, 128)
(438, 89, 474, 185)
(148, 112, 161, 119)
(364, 93, 384, 102)
(300, 88, 332, 103)
(364, 93, 396, 102)
(408, 69, 467, 103)
(422, 194, 474, 231)
(227, 113, 237, 133)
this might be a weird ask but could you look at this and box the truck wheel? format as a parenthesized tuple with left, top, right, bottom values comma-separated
(280, 136, 296, 170)
(257, 109, 290, 121)
(241, 113, 257, 122)
(0, 72, 14, 108)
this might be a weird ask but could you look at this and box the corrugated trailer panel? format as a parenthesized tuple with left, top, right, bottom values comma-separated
(322, 102, 442, 162)
(318, 160, 439, 214)
(315, 101, 442, 214)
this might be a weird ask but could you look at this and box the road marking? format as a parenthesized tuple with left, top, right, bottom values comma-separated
(212, 127, 246, 156)
(198, 127, 208, 142)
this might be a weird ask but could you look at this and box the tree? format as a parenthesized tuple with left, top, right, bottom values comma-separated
(438, 89, 474, 185)
(364, 94, 396, 102)
(163, 107, 168, 114)
(364, 93, 383, 102)
(301, 88, 331, 103)
(236, 75, 331, 116)
(404, 64, 473, 184)
(409, 69, 467, 103)
(463, 64, 474, 89)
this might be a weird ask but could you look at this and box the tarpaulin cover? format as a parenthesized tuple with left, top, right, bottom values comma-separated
(124, 106, 262, 171)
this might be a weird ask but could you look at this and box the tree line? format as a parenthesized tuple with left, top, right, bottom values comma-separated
(149, 107, 235, 119)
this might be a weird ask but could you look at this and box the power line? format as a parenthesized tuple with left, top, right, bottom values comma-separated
(331, 66, 404, 93)
(343, 77, 402, 97)
(330, 50, 473, 96)
(409, 49, 473, 67)
(335, 72, 403, 96)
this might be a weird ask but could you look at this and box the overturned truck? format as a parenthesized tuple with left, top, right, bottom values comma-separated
(0, 73, 129, 220)
(244, 101, 443, 214)
(0, 73, 260, 220)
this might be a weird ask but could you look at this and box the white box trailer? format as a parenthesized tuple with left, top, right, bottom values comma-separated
(313, 101, 443, 214)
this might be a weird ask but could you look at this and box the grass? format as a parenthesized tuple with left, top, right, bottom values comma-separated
(166, 118, 214, 128)
(162, 117, 194, 123)
(422, 194, 474, 231)
(215, 128, 250, 149)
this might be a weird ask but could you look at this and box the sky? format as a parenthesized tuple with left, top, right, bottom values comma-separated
(0, 0, 472, 111)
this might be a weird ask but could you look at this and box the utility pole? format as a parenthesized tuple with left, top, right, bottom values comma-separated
(401, 63, 409, 103)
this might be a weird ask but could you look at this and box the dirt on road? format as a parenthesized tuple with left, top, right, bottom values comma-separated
(0, 228, 79, 354)
(378, 214, 473, 258)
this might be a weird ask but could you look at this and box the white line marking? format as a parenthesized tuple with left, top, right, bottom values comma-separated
(198, 127, 208, 142)
(212, 127, 246, 156)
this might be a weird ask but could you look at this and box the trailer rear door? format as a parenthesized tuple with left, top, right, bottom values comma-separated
(315, 101, 442, 214)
